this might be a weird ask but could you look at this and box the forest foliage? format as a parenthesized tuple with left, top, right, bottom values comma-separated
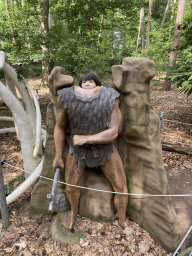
(168, 15, 192, 95)
(0, 0, 191, 93)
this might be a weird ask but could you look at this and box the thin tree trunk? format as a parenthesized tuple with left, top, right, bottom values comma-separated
(97, 0, 105, 49)
(141, 7, 145, 56)
(98, 14, 104, 48)
(40, 0, 49, 85)
(171, 0, 177, 21)
(135, 8, 142, 57)
(169, 0, 177, 36)
(146, 0, 152, 49)
(163, 0, 186, 91)
(21, 0, 31, 50)
(87, 0, 94, 46)
(160, 0, 171, 32)
(4, 0, 16, 45)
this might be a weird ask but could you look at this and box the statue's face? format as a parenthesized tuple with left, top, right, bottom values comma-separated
(81, 80, 97, 90)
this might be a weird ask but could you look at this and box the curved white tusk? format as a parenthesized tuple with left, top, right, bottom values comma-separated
(0, 117, 14, 121)
(0, 51, 7, 69)
(41, 128, 47, 147)
(0, 128, 16, 134)
(0, 81, 39, 178)
(23, 78, 42, 158)
(3, 62, 36, 134)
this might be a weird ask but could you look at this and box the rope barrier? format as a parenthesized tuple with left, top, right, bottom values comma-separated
(4, 162, 192, 197)
(2, 119, 192, 253)
(1, 113, 192, 197)
(173, 225, 192, 256)
(158, 111, 192, 127)
(163, 118, 192, 126)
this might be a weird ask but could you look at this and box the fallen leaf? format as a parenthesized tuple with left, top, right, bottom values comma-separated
(22, 250, 32, 256)
(123, 227, 134, 236)
(45, 243, 53, 254)
(4, 247, 13, 253)
(14, 237, 27, 250)
(184, 162, 192, 169)
(139, 240, 151, 253)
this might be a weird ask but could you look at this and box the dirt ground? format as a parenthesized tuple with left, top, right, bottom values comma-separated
(0, 76, 192, 256)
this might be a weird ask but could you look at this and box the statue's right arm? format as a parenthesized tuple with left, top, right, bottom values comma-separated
(52, 96, 67, 171)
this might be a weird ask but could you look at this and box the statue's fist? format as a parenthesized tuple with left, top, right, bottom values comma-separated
(53, 156, 64, 172)
(73, 135, 87, 146)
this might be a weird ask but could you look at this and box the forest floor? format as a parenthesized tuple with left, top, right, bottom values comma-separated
(0, 75, 192, 256)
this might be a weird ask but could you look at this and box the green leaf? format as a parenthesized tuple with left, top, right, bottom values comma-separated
(182, 81, 189, 87)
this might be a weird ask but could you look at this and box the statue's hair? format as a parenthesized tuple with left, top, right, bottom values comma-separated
(79, 70, 102, 87)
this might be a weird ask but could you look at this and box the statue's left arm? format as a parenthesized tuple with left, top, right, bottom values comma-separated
(73, 98, 122, 146)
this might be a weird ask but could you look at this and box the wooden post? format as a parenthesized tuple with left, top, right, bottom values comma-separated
(0, 161, 10, 229)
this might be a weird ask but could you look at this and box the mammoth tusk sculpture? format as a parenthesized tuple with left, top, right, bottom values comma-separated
(0, 51, 46, 205)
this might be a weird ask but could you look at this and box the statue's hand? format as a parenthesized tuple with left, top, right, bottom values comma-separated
(73, 135, 87, 146)
(53, 156, 64, 172)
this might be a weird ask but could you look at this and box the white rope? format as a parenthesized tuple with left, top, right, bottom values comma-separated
(189, 251, 192, 256)
(2, 122, 192, 197)
(4, 162, 192, 197)
(164, 118, 192, 126)
(173, 225, 192, 256)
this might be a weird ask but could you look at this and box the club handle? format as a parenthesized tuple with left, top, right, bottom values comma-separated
(48, 167, 61, 211)
(51, 167, 60, 194)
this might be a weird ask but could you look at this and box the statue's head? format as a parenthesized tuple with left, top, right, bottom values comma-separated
(79, 70, 102, 87)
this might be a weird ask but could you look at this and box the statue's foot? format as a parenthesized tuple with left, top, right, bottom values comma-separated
(62, 211, 77, 230)
(118, 219, 127, 229)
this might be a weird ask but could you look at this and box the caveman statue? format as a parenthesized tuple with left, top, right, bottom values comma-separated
(30, 58, 181, 252)
(53, 70, 128, 230)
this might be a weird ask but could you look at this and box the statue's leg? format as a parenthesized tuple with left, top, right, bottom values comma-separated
(63, 152, 85, 230)
(100, 146, 128, 229)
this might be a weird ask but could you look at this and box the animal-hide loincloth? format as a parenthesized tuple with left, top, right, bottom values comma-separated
(57, 86, 120, 169)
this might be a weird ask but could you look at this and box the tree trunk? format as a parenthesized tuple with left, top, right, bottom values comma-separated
(135, 8, 142, 57)
(97, 0, 105, 49)
(146, 0, 152, 49)
(87, 0, 94, 47)
(21, 0, 31, 50)
(141, 7, 145, 56)
(162, 141, 192, 156)
(4, 0, 16, 45)
(160, 0, 171, 32)
(40, 0, 49, 86)
(171, 0, 177, 21)
(163, 0, 186, 91)
(98, 14, 104, 49)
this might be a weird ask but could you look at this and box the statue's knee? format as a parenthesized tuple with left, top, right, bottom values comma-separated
(65, 186, 78, 194)
(115, 183, 128, 194)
